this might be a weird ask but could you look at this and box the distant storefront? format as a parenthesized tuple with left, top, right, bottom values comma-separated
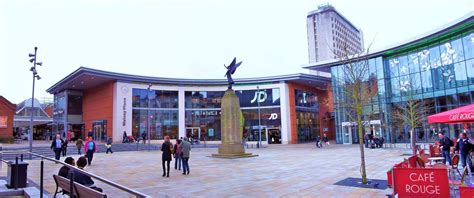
(47, 67, 333, 144)
(0, 96, 16, 139)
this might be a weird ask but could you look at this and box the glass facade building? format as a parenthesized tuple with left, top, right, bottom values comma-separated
(307, 15, 474, 144)
(132, 89, 179, 139)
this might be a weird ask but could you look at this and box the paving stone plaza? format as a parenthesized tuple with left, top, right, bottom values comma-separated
(1, 144, 407, 197)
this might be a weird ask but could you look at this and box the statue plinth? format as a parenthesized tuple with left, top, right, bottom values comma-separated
(211, 89, 257, 159)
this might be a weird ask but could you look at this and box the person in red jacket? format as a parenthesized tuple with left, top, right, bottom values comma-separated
(84, 137, 97, 166)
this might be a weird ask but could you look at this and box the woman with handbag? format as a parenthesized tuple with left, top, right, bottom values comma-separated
(161, 136, 173, 177)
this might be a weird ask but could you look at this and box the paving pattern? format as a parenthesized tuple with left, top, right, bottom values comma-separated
(1, 143, 406, 198)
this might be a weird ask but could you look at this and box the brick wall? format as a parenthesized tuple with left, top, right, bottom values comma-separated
(0, 96, 16, 139)
(287, 83, 335, 144)
(82, 82, 114, 139)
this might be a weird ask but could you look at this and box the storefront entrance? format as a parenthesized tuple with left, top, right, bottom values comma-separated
(92, 120, 107, 142)
(342, 120, 381, 144)
(266, 127, 281, 144)
(186, 127, 201, 141)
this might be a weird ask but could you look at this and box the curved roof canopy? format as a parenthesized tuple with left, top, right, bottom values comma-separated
(47, 67, 330, 94)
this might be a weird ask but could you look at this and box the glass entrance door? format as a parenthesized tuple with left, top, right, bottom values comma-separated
(342, 123, 353, 144)
(92, 120, 107, 142)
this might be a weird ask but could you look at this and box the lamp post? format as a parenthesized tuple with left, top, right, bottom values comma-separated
(257, 86, 262, 148)
(147, 84, 152, 151)
(28, 47, 42, 158)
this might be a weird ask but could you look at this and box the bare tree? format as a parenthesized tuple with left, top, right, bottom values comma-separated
(332, 39, 377, 184)
(392, 84, 428, 155)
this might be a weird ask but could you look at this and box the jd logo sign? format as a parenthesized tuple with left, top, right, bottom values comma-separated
(251, 91, 267, 104)
(268, 113, 278, 120)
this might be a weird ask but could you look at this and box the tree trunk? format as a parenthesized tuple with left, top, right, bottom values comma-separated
(411, 128, 416, 155)
(357, 116, 367, 184)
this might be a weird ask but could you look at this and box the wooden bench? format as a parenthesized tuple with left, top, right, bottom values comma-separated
(53, 174, 107, 198)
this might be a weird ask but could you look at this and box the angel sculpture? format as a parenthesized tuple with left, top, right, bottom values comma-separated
(224, 57, 242, 89)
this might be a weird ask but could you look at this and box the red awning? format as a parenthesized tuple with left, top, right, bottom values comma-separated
(428, 104, 474, 124)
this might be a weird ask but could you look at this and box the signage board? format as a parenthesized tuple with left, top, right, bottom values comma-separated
(393, 167, 449, 198)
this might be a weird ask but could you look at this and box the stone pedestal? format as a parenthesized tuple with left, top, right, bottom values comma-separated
(212, 89, 257, 158)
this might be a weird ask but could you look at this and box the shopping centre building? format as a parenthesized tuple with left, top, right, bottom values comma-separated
(305, 13, 474, 144)
(46, 67, 333, 144)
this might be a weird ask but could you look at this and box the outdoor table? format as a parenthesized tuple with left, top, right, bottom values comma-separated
(427, 157, 445, 165)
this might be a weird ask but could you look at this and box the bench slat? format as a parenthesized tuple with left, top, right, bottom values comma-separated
(75, 182, 106, 198)
(53, 174, 106, 198)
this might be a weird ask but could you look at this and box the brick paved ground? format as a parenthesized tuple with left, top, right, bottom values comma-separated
(1, 143, 406, 198)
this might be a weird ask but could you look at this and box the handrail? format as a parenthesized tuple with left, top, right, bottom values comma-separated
(0, 151, 150, 198)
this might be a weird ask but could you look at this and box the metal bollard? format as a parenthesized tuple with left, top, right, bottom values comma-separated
(20, 154, 23, 162)
(15, 156, 18, 190)
(40, 160, 44, 198)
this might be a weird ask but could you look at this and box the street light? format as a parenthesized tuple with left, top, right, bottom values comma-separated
(147, 84, 152, 151)
(28, 47, 42, 158)
(257, 86, 262, 148)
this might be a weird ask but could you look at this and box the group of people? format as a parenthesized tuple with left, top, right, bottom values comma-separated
(438, 131, 473, 169)
(58, 156, 103, 193)
(161, 136, 192, 177)
(50, 131, 109, 166)
(315, 133, 330, 148)
(122, 131, 148, 144)
(364, 133, 384, 148)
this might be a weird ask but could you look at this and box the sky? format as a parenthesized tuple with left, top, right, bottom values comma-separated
(0, 0, 472, 103)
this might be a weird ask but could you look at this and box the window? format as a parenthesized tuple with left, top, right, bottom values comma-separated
(376, 57, 384, 79)
(408, 52, 420, 73)
(454, 62, 468, 87)
(398, 55, 409, 76)
(451, 38, 465, 63)
(467, 59, 474, 84)
(463, 33, 474, 59)
(421, 69, 433, 92)
(432, 67, 444, 91)
(295, 90, 318, 108)
(429, 46, 441, 69)
(388, 57, 400, 77)
(391, 77, 400, 97)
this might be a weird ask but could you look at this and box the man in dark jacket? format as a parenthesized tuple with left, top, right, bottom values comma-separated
(438, 132, 453, 165)
(455, 132, 472, 168)
(58, 157, 75, 178)
(50, 134, 64, 160)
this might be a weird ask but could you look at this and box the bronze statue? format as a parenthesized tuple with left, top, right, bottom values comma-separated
(224, 57, 242, 89)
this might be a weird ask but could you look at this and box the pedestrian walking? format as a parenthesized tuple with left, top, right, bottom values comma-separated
(84, 137, 97, 166)
(456, 132, 473, 169)
(315, 136, 321, 148)
(106, 137, 113, 154)
(174, 139, 182, 170)
(67, 130, 72, 142)
(438, 132, 453, 165)
(62, 137, 68, 157)
(76, 139, 84, 155)
(122, 131, 127, 143)
(181, 137, 191, 175)
(50, 134, 64, 160)
(323, 133, 330, 146)
(161, 136, 173, 177)
(142, 132, 147, 144)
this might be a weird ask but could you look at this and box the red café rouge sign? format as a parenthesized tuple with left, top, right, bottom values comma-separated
(449, 112, 474, 121)
(393, 168, 449, 198)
